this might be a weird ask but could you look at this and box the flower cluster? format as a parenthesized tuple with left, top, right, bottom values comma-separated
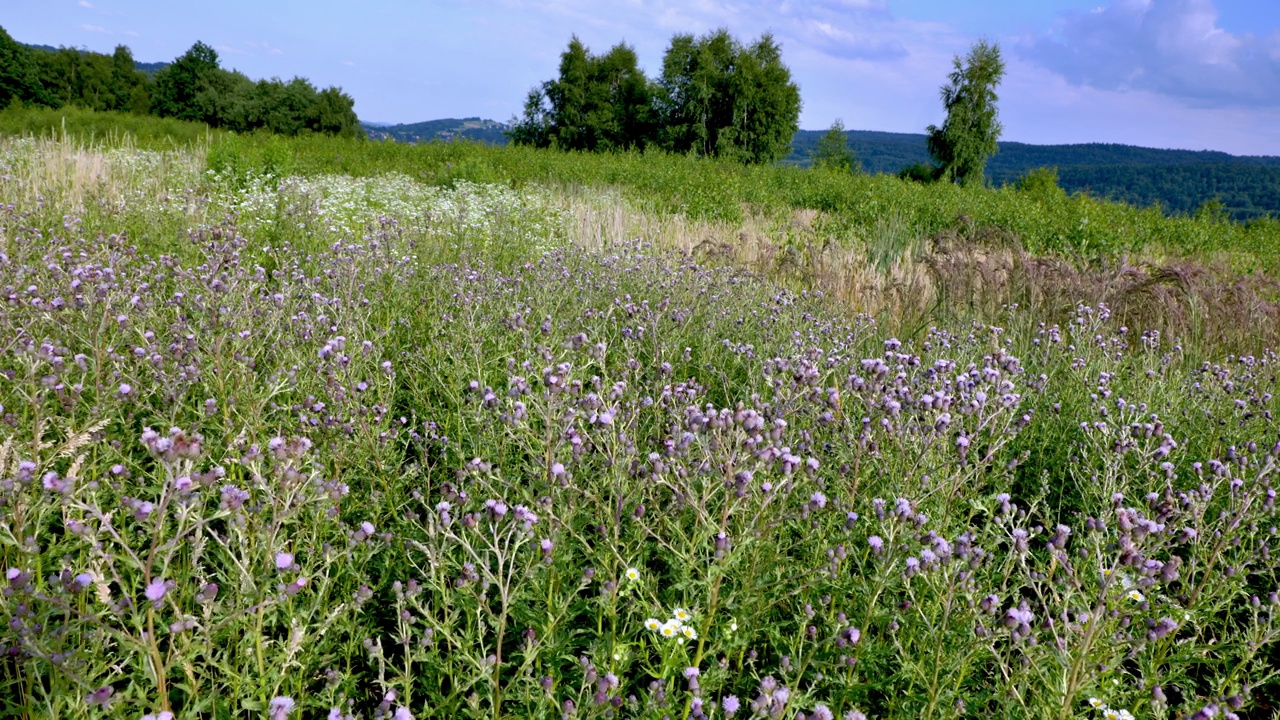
(645, 607, 699, 643)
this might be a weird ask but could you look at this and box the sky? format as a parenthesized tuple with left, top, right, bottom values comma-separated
(4, 0, 1280, 155)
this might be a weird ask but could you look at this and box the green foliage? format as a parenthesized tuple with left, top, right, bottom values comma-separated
(898, 161, 941, 183)
(927, 40, 1006, 186)
(657, 28, 801, 164)
(3, 29, 360, 140)
(1015, 166, 1064, 198)
(28, 42, 152, 114)
(0, 25, 46, 107)
(0, 104, 216, 146)
(150, 40, 221, 123)
(810, 118, 858, 173)
(511, 37, 657, 152)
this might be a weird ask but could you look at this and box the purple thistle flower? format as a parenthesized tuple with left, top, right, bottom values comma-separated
(85, 686, 114, 706)
(275, 552, 295, 570)
(269, 696, 295, 719)
(144, 578, 169, 602)
(723, 695, 741, 717)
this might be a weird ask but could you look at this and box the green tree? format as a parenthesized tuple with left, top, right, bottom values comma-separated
(1015, 166, 1064, 198)
(810, 118, 858, 172)
(926, 39, 1006, 186)
(109, 45, 149, 113)
(0, 26, 45, 107)
(311, 86, 362, 138)
(151, 41, 222, 123)
(657, 29, 801, 164)
(510, 36, 656, 151)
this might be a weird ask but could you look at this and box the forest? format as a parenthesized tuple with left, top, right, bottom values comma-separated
(788, 130, 1280, 221)
(0, 25, 362, 138)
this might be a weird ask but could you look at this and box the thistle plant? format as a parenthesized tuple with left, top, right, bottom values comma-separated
(2, 134, 1280, 719)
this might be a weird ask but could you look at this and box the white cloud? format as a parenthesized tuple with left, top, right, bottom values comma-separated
(79, 23, 109, 33)
(1019, 0, 1280, 107)
(78, 0, 94, 7)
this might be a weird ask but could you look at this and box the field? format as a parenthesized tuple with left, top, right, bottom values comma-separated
(2, 120, 1280, 719)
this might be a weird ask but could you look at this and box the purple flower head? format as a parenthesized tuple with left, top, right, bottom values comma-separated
(85, 686, 114, 706)
(683, 666, 700, 679)
(141, 713, 174, 720)
(275, 552, 295, 571)
(144, 578, 169, 602)
(198, 583, 219, 602)
(723, 695, 741, 717)
(269, 696, 296, 720)
(393, 708, 413, 720)
(812, 704, 834, 720)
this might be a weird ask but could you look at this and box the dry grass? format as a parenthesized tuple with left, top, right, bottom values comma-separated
(563, 188, 1280, 354)
(0, 135, 205, 212)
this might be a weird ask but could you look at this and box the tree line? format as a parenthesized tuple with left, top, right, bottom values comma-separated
(510, 30, 1007, 185)
(508, 30, 803, 165)
(0, 26, 361, 138)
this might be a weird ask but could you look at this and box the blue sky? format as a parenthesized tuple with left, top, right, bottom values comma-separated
(4, 0, 1279, 154)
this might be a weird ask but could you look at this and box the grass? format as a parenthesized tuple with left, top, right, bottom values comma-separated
(1, 126, 1279, 719)
(0, 104, 219, 149)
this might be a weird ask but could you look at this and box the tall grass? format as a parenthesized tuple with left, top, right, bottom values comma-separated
(0, 105, 219, 148)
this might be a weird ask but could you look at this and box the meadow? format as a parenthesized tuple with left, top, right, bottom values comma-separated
(1, 118, 1279, 719)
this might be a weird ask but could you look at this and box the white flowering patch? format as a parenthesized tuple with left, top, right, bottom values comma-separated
(205, 171, 568, 252)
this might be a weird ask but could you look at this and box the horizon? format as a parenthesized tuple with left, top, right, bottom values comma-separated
(5, 0, 1279, 155)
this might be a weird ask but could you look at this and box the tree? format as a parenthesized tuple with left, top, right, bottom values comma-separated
(311, 86, 362, 138)
(0, 26, 45, 107)
(657, 29, 801, 164)
(109, 45, 149, 113)
(509, 36, 656, 151)
(810, 119, 858, 173)
(151, 41, 222, 123)
(926, 39, 1006, 186)
(1015, 166, 1064, 198)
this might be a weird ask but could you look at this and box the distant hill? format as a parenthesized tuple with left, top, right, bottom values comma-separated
(363, 117, 509, 145)
(788, 130, 1280, 221)
(21, 41, 169, 74)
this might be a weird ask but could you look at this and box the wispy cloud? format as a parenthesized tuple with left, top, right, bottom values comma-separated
(78, 0, 94, 8)
(1018, 0, 1280, 108)
(79, 23, 110, 33)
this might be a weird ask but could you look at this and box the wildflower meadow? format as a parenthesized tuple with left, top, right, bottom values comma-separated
(1, 132, 1279, 719)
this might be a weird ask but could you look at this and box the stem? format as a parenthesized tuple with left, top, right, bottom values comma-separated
(147, 605, 169, 711)
(1056, 599, 1107, 720)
